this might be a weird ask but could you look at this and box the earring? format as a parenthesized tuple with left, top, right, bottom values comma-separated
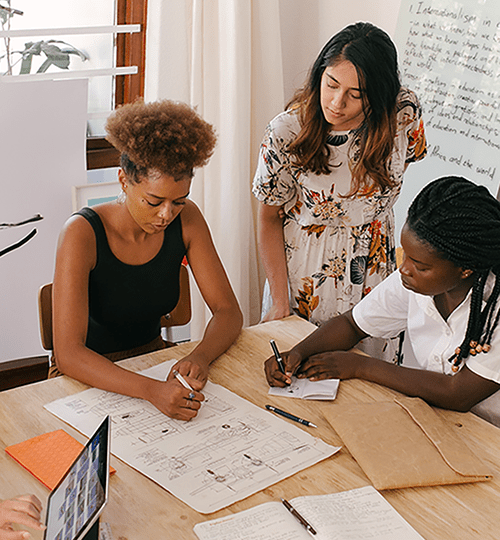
(117, 189, 126, 204)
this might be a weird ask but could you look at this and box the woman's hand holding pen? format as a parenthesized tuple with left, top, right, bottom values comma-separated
(265, 333, 366, 386)
(147, 372, 204, 421)
(170, 354, 210, 386)
(265, 347, 304, 387)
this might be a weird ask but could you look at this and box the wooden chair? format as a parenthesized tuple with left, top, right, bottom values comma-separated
(38, 264, 192, 352)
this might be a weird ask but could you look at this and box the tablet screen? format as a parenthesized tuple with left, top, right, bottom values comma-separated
(44, 416, 110, 540)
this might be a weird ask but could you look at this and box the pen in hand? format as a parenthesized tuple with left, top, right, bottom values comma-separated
(281, 498, 317, 535)
(269, 339, 286, 374)
(172, 369, 196, 400)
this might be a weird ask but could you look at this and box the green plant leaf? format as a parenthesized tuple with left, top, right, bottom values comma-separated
(5, 36, 88, 75)
(51, 56, 70, 69)
(46, 40, 88, 62)
(41, 43, 66, 58)
(21, 41, 42, 56)
(37, 58, 53, 73)
(19, 54, 33, 74)
(39, 43, 70, 70)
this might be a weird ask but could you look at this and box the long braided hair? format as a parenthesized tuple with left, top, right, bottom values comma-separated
(406, 176, 500, 370)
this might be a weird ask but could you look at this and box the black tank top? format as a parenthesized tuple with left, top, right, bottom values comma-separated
(76, 207, 186, 354)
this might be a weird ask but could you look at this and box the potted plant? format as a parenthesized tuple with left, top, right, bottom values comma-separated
(0, 1, 88, 76)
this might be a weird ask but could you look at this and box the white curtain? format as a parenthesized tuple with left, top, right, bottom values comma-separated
(145, 0, 284, 339)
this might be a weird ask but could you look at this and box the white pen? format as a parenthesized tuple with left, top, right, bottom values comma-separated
(172, 369, 196, 399)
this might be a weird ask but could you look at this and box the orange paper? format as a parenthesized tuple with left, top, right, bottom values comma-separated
(5, 429, 115, 490)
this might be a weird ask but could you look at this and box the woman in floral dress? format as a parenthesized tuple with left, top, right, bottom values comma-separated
(253, 23, 426, 357)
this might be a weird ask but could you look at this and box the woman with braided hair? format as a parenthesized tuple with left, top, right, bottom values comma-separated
(265, 176, 500, 412)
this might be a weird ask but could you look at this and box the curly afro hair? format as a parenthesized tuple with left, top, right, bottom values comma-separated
(105, 99, 217, 181)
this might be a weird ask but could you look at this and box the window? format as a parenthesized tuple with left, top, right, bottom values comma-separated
(0, 0, 148, 169)
(88, 0, 148, 170)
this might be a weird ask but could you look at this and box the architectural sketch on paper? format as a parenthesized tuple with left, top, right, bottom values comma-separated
(45, 360, 338, 513)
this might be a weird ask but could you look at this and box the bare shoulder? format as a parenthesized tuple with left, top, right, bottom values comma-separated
(58, 203, 118, 248)
(180, 199, 205, 223)
(58, 213, 94, 246)
(179, 200, 210, 242)
(56, 213, 97, 271)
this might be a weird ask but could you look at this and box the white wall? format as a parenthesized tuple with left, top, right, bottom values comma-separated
(279, 0, 402, 104)
(0, 79, 87, 363)
(1, 0, 406, 363)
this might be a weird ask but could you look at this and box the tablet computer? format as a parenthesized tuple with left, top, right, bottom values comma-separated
(44, 416, 110, 540)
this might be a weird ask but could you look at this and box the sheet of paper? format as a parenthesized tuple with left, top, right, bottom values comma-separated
(194, 486, 424, 540)
(291, 486, 424, 539)
(269, 377, 339, 400)
(194, 501, 308, 540)
(45, 360, 339, 514)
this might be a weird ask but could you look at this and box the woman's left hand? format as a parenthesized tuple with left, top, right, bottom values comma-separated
(0, 494, 45, 540)
(170, 356, 210, 386)
(296, 351, 364, 381)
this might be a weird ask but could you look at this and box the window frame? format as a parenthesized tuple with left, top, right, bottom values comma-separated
(86, 0, 148, 170)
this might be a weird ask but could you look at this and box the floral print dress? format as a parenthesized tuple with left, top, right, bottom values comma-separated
(253, 87, 427, 330)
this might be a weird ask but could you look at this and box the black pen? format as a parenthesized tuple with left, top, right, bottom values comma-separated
(265, 405, 317, 428)
(281, 498, 317, 535)
(269, 339, 286, 374)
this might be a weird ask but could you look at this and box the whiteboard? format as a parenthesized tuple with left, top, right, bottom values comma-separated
(0, 78, 87, 362)
(393, 0, 500, 237)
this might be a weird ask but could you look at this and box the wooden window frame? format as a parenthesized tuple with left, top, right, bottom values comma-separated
(86, 0, 148, 170)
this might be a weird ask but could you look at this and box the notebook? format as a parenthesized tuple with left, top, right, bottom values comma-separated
(43, 416, 110, 540)
(193, 485, 424, 539)
(5, 426, 115, 490)
(268, 376, 339, 400)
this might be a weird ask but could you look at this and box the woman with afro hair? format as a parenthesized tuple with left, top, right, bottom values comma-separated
(265, 176, 500, 413)
(52, 100, 242, 421)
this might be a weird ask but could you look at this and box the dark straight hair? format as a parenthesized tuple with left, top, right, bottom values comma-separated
(287, 22, 401, 195)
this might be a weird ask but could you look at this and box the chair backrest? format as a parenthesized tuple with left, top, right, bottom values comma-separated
(38, 282, 53, 351)
(160, 264, 192, 327)
(38, 264, 192, 351)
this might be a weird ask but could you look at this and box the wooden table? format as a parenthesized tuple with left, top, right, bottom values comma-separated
(2, 316, 500, 539)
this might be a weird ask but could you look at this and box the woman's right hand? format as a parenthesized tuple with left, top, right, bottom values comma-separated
(261, 302, 291, 323)
(264, 348, 303, 387)
(147, 377, 205, 421)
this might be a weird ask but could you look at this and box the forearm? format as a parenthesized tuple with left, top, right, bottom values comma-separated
(257, 204, 289, 311)
(293, 312, 365, 360)
(56, 342, 205, 420)
(187, 304, 243, 367)
(54, 344, 157, 401)
(353, 358, 489, 411)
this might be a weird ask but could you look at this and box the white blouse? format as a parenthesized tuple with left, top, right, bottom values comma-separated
(352, 270, 500, 383)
